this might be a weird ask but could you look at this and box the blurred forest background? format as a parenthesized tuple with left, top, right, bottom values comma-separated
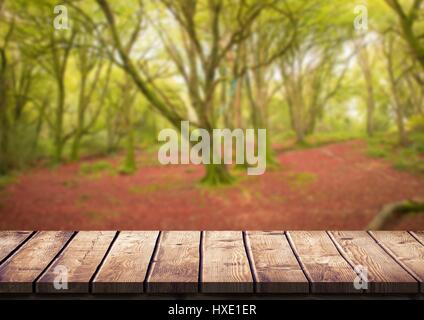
(0, 0, 423, 230)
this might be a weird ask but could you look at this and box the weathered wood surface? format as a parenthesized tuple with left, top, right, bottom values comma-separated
(329, 231, 418, 293)
(0, 231, 73, 293)
(411, 231, 424, 246)
(0, 231, 33, 263)
(36, 231, 116, 293)
(369, 231, 424, 293)
(202, 231, 253, 293)
(0, 230, 422, 295)
(246, 231, 309, 293)
(92, 231, 159, 293)
(286, 231, 358, 293)
(146, 231, 200, 293)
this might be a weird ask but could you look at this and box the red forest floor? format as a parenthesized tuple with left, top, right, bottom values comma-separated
(0, 140, 423, 230)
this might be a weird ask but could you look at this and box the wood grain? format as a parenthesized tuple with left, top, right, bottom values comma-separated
(0, 231, 33, 263)
(92, 231, 159, 293)
(146, 231, 200, 293)
(246, 231, 309, 293)
(36, 231, 116, 293)
(287, 231, 358, 293)
(0, 230, 421, 296)
(202, 231, 253, 293)
(329, 231, 418, 293)
(369, 231, 424, 293)
(0, 231, 73, 293)
(411, 231, 424, 246)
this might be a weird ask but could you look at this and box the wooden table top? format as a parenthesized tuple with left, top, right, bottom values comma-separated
(0, 231, 423, 295)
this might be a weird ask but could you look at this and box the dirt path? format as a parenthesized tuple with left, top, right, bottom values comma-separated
(0, 140, 423, 230)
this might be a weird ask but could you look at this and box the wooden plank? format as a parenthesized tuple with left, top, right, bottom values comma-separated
(0, 231, 33, 263)
(329, 231, 418, 293)
(287, 231, 358, 293)
(246, 231, 309, 293)
(370, 231, 424, 293)
(411, 231, 424, 246)
(201, 231, 253, 293)
(92, 231, 159, 293)
(36, 231, 116, 293)
(0, 231, 73, 293)
(146, 231, 200, 293)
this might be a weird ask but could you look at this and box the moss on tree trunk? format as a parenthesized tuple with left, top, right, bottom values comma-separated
(201, 163, 233, 186)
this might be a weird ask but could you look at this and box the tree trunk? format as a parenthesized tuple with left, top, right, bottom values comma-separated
(120, 125, 136, 174)
(119, 82, 137, 174)
(306, 105, 319, 136)
(395, 104, 408, 146)
(285, 77, 306, 144)
(70, 73, 87, 161)
(0, 48, 10, 173)
(358, 44, 376, 137)
(386, 0, 424, 70)
(291, 102, 305, 144)
(387, 45, 408, 146)
(366, 91, 375, 137)
(367, 198, 424, 230)
(32, 97, 49, 155)
(200, 126, 233, 185)
(0, 91, 9, 174)
(295, 126, 305, 144)
(245, 71, 277, 167)
(70, 112, 84, 161)
(106, 104, 115, 153)
(53, 80, 65, 163)
(201, 163, 233, 186)
(70, 131, 82, 161)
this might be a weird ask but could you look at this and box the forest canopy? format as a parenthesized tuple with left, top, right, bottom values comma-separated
(0, 0, 423, 185)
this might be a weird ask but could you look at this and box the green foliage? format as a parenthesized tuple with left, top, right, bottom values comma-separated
(366, 133, 424, 174)
(118, 163, 137, 175)
(286, 172, 317, 189)
(0, 174, 17, 191)
(410, 131, 424, 153)
(287, 131, 364, 150)
(0, 0, 423, 187)
(78, 194, 91, 203)
(0, 119, 42, 173)
(62, 179, 79, 188)
(79, 161, 115, 176)
(366, 134, 391, 158)
(73, 134, 110, 159)
(399, 201, 424, 214)
(393, 147, 424, 172)
(119, 131, 137, 175)
(307, 132, 363, 146)
(366, 146, 388, 158)
(408, 115, 424, 133)
(392, 148, 424, 173)
(201, 164, 234, 186)
(129, 184, 165, 194)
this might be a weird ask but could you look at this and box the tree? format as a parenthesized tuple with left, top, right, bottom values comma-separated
(243, 7, 296, 165)
(385, 0, 424, 69)
(48, 28, 76, 163)
(279, 36, 350, 143)
(0, 13, 14, 173)
(356, 38, 376, 137)
(117, 75, 138, 174)
(69, 32, 104, 161)
(275, 1, 353, 143)
(384, 33, 409, 146)
(0, 5, 41, 172)
(96, 0, 269, 184)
